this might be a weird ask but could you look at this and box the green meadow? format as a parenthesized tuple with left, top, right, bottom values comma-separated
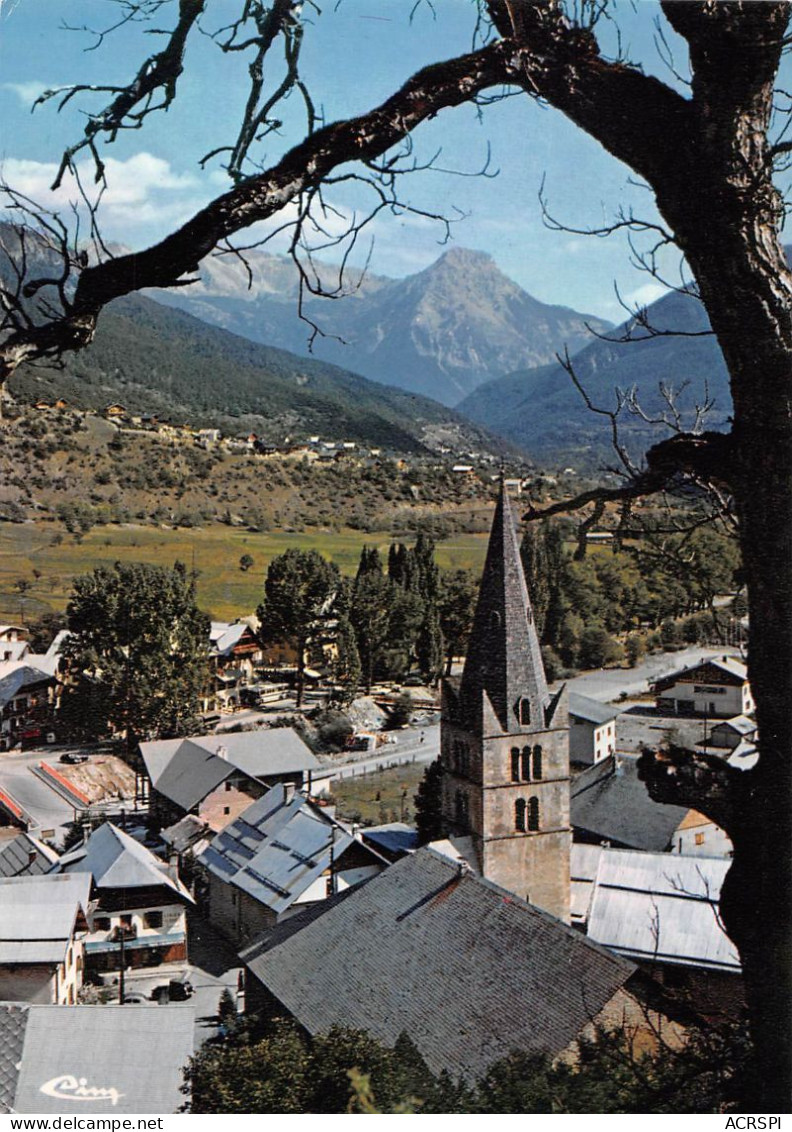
(0, 521, 488, 623)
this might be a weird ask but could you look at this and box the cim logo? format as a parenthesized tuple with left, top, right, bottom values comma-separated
(40, 1074, 125, 1107)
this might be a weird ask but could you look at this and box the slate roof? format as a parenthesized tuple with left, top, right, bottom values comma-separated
(0, 1004, 28, 1113)
(4, 1005, 194, 1114)
(459, 482, 550, 735)
(360, 823, 419, 859)
(571, 755, 689, 851)
(241, 847, 635, 1081)
(0, 873, 90, 964)
(58, 823, 191, 901)
(199, 785, 359, 915)
(0, 662, 57, 710)
(140, 728, 319, 809)
(210, 621, 249, 656)
(161, 814, 213, 855)
(569, 692, 618, 727)
(149, 739, 235, 811)
(0, 833, 59, 879)
(586, 848, 739, 972)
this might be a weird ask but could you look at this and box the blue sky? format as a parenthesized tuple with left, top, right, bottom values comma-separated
(0, 1, 781, 320)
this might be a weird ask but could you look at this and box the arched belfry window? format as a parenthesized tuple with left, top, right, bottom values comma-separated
(517, 697, 531, 726)
(490, 610, 502, 631)
(528, 796, 540, 832)
(532, 744, 543, 781)
(515, 798, 526, 832)
(510, 747, 520, 782)
(521, 746, 531, 781)
(455, 790, 465, 827)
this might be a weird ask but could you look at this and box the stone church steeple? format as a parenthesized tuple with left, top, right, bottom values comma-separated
(440, 481, 571, 922)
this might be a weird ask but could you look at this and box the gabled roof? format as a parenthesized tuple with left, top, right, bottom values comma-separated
(459, 482, 550, 735)
(711, 715, 756, 736)
(360, 823, 419, 859)
(0, 833, 59, 879)
(241, 847, 635, 1081)
(569, 692, 619, 726)
(653, 655, 748, 692)
(0, 662, 57, 710)
(150, 739, 235, 811)
(3, 1004, 194, 1114)
(140, 728, 319, 808)
(571, 755, 689, 851)
(58, 823, 191, 901)
(210, 621, 250, 656)
(200, 785, 370, 915)
(0, 873, 90, 964)
(586, 848, 739, 972)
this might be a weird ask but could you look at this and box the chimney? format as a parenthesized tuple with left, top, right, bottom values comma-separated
(27, 849, 37, 867)
(216, 744, 228, 761)
(284, 781, 296, 802)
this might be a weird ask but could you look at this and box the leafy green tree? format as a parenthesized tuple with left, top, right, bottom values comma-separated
(416, 603, 443, 684)
(61, 561, 209, 746)
(238, 553, 254, 572)
(577, 625, 623, 670)
(625, 634, 646, 668)
(257, 549, 339, 707)
(414, 757, 444, 845)
(331, 615, 361, 704)
(437, 569, 478, 676)
(349, 567, 393, 691)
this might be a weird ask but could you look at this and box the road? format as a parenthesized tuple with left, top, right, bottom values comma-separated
(0, 748, 78, 836)
(313, 722, 440, 785)
(564, 645, 743, 704)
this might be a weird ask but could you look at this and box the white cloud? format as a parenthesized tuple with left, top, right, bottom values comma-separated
(2, 80, 50, 105)
(624, 281, 669, 309)
(0, 152, 210, 240)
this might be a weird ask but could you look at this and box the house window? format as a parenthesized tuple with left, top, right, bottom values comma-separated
(510, 747, 520, 782)
(694, 832, 705, 846)
(515, 798, 526, 832)
(120, 914, 132, 928)
(532, 745, 543, 781)
(94, 916, 111, 932)
(223, 806, 231, 815)
(527, 796, 540, 832)
(144, 910, 163, 929)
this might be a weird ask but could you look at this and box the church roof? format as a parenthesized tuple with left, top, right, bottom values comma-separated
(459, 483, 549, 734)
(241, 847, 635, 1081)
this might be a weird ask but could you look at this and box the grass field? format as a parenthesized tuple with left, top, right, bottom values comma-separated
(331, 762, 426, 827)
(0, 520, 489, 622)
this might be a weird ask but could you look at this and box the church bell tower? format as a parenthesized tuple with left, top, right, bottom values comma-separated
(440, 480, 571, 922)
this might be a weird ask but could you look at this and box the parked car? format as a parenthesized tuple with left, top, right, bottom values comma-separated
(59, 752, 88, 764)
(150, 978, 193, 1003)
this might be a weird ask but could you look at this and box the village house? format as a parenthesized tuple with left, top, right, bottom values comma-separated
(708, 714, 758, 750)
(0, 625, 28, 663)
(139, 727, 319, 830)
(205, 619, 264, 712)
(0, 657, 60, 751)
(652, 655, 754, 718)
(0, 830, 59, 878)
(198, 783, 386, 947)
(0, 1002, 195, 1114)
(570, 754, 713, 853)
(0, 873, 90, 1004)
(568, 692, 618, 765)
(571, 844, 742, 1022)
(56, 823, 192, 973)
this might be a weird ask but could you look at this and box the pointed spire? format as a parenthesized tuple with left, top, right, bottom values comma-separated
(460, 481, 549, 734)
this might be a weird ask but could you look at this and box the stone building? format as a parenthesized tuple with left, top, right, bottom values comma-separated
(439, 481, 571, 922)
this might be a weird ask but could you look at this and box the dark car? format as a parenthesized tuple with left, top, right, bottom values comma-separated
(150, 978, 193, 1003)
(59, 752, 88, 764)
